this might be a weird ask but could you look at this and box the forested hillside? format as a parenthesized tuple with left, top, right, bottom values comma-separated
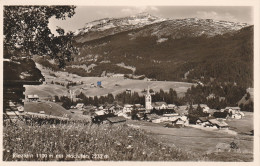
(70, 25, 253, 88)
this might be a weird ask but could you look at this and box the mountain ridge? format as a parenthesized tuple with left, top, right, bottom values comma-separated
(73, 13, 250, 43)
(36, 13, 253, 89)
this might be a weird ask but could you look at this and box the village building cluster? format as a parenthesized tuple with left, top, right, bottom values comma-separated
(6, 86, 246, 128)
(65, 87, 245, 127)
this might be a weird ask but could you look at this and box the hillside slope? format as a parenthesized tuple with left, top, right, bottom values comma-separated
(36, 14, 253, 88)
(72, 24, 253, 88)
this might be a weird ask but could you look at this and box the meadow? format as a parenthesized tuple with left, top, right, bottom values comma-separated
(126, 118, 253, 162)
(3, 121, 204, 161)
(3, 114, 253, 162)
(24, 63, 193, 99)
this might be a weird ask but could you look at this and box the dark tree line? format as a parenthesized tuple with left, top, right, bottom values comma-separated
(150, 88, 184, 105)
(184, 82, 253, 111)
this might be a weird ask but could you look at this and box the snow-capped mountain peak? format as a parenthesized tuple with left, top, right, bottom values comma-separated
(73, 13, 165, 36)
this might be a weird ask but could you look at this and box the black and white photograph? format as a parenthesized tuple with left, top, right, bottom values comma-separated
(1, 0, 259, 164)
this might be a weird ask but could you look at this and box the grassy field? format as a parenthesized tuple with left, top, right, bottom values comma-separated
(3, 122, 204, 161)
(126, 114, 254, 162)
(24, 101, 90, 120)
(3, 111, 253, 162)
(225, 112, 254, 133)
(25, 63, 194, 98)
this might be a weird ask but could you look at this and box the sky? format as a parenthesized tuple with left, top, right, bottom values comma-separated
(48, 6, 253, 34)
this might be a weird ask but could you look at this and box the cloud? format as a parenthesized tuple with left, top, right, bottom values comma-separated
(196, 11, 238, 22)
(121, 6, 159, 15)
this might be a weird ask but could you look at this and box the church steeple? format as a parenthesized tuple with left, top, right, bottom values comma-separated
(145, 86, 152, 111)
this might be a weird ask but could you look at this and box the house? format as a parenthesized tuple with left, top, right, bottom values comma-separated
(208, 109, 218, 117)
(90, 83, 96, 88)
(105, 104, 122, 114)
(123, 104, 133, 113)
(126, 89, 131, 94)
(107, 116, 126, 124)
(171, 117, 189, 127)
(225, 107, 241, 114)
(196, 117, 214, 126)
(152, 102, 168, 110)
(112, 74, 125, 78)
(157, 115, 189, 125)
(134, 104, 145, 111)
(76, 103, 84, 110)
(39, 111, 45, 114)
(167, 104, 176, 109)
(231, 112, 245, 119)
(17, 104, 24, 112)
(224, 107, 244, 119)
(208, 119, 229, 129)
(94, 110, 105, 116)
(4, 111, 25, 119)
(27, 94, 39, 102)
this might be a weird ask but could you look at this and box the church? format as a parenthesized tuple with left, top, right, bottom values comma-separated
(145, 86, 153, 112)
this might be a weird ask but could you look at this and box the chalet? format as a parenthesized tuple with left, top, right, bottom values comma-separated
(160, 115, 178, 122)
(126, 89, 131, 94)
(172, 118, 185, 127)
(224, 107, 244, 119)
(39, 111, 45, 114)
(152, 102, 168, 110)
(208, 119, 229, 129)
(167, 104, 176, 109)
(107, 116, 126, 124)
(196, 117, 214, 126)
(105, 104, 122, 114)
(90, 83, 96, 88)
(91, 110, 116, 124)
(112, 74, 124, 78)
(94, 110, 105, 116)
(4, 111, 25, 119)
(134, 104, 145, 111)
(76, 103, 84, 110)
(232, 113, 243, 119)
(17, 104, 24, 112)
(27, 94, 39, 102)
(123, 104, 133, 113)
(171, 116, 189, 127)
(225, 107, 241, 114)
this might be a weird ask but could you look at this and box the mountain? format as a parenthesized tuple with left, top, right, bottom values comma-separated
(74, 12, 166, 43)
(36, 13, 253, 88)
(73, 13, 249, 43)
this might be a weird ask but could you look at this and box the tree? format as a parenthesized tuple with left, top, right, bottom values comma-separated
(4, 6, 77, 67)
(60, 96, 72, 109)
(107, 93, 114, 104)
(54, 95, 60, 102)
